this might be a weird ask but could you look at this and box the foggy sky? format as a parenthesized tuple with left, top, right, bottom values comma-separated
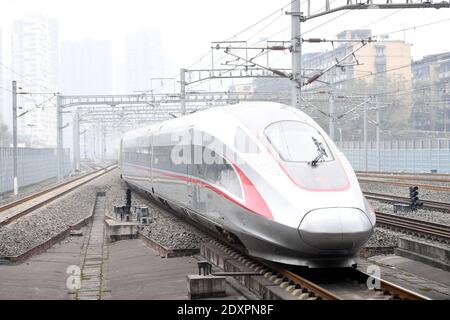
(0, 0, 449, 88)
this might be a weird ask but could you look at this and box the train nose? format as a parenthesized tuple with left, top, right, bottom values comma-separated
(298, 208, 373, 250)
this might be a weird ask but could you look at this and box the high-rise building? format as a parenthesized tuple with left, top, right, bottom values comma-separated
(120, 29, 164, 93)
(12, 16, 58, 147)
(302, 29, 412, 123)
(302, 29, 412, 90)
(60, 39, 113, 95)
(412, 52, 450, 131)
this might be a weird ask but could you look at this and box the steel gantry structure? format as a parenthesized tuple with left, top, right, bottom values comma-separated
(56, 91, 293, 179)
(288, 0, 450, 109)
(57, 90, 378, 178)
(55, 0, 450, 179)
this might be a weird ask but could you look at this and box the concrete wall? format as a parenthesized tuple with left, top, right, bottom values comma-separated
(342, 139, 450, 173)
(0, 147, 70, 194)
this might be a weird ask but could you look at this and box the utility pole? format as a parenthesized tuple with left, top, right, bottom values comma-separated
(102, 126, 106, 160)
(12, 81, 18, 195)
(83, 129, 87, 160)
(363, 103, 368, 171)
(376, 95, 381, 172)
(329, 92, 335, 141)
(180, 68, 186, 115)
(291, 0, 302, 108)
(56, 94, 63, 181)
(72, 109, 80, 172)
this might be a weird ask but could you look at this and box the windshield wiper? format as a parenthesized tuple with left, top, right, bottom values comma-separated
(309, 137, 328, 168)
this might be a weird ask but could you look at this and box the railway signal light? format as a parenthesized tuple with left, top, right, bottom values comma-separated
(409, 186, 423, 210)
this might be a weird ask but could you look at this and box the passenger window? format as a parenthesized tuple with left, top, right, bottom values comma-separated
(218, 163, 242, 198)
(195, 146, 242, 199)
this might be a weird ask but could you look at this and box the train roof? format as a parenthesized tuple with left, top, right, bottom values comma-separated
(122, 101, 316, 141)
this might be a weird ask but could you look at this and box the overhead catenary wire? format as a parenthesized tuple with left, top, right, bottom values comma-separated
(186, 0, 299, 71)
(304, 49, 449, 93)
(192, 0, 337, 92)
(0, 61, 56, 93)
(17, 94, 57, 118)
(155, 0, 305, 93)
(162, 0, 361, 93)
(0, 85, 13, 93)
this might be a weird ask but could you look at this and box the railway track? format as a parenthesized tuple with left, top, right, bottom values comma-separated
(0, 191, 105, 264)
(204, 240, 429, 300)
(364, 191, 450, 212)
(356, 170, 450, 177)
(358, 177, 450, 192)
(128, 184, 434, 300)
(157, 194, 432, 300)
(0, 164, 116, 227)
(357, 172, 450, 183)
(139, 190, 430, 300)
(375, 211, 450, 243)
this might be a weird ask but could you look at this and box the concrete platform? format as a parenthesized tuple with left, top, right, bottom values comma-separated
(187, 275, 226, 299)
(105, 218, 140, 241)
(359, 255, 450, 300)
(0, 231, 86, 300)
(395, 237, 450, 271)
(104, 239, 249, 300)
(104, 239, 200, 299)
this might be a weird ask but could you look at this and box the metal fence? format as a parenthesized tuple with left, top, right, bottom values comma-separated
(0, 147, 71, 194)
(341, 139, 450, 173)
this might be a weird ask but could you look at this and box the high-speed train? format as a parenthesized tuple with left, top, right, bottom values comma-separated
(119, 102, 375, 268)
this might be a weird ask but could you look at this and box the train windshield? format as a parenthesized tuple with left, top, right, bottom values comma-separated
(264, 121, 334, 163)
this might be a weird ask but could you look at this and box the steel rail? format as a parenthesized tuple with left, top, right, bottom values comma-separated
(364, 191, 450, 213)
(263, 260, 341, 300)
(358, 178, 450, 192)
(358, 173, 450, 183)
(353, 269, 430, 300)
(0, 164, 117, 226)
(125, 184, 433, 300)
(356, 170, 450, 177)
(211, 239, 430, 300)
(375, 211, 450, 242)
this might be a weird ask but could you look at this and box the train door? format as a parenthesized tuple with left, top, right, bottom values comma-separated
(187, 127, 195, 209)
(187, 127, 208, 215)
(148, 131, 153, 193)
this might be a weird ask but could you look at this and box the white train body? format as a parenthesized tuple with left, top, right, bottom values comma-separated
(120, 102, 375, 267)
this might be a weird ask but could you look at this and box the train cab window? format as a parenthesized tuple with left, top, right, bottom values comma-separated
(234, 127, 260, 154)
(264, 121, 334, 163)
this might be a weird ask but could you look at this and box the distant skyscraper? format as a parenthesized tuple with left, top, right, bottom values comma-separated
(12, 16, 58, 147)
(121, 29, 164, 93)
(60, 39, 113, 95)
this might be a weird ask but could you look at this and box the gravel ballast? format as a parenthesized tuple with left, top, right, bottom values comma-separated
(5, 167, 446, 257)
(369, 199, 450, 226)
(0, 183, 100, 257)
(360, 181, 450, 204)
(0, 170, 209, 257)
(360, 181, 450, 226)
(106, 175, 209, 249)
(364, 227, 402, 247)
(360, 179, 450, 248)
